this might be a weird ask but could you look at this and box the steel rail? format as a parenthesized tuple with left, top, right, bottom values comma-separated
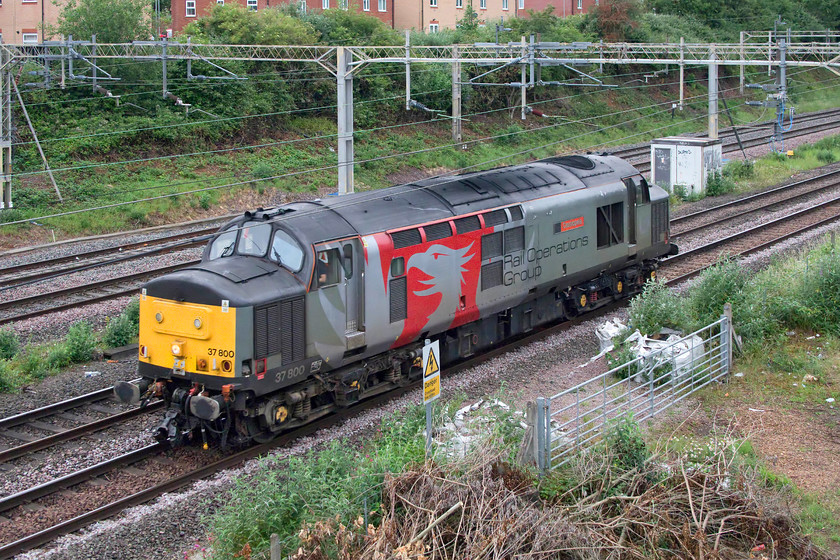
(672, 169, 840, 227)
(0, 444, 164, 515)
(0, 401, 163, 464)
(0, 386, 122, 430)
(664, 193, 840, 265)
(0, 229, 216, 288)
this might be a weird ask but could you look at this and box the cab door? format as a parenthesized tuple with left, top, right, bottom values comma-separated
(342, 237, 365, 351)
(624, 176, 651, 256)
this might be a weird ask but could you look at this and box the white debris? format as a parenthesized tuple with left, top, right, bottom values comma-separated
(84, 371, 101, 378)
(616, 330, 706, 383)
(827, 398, 836, 403)
(734, 372, 744, 378)
(594, 319, 628, 352)
(435, 399, 525, 460)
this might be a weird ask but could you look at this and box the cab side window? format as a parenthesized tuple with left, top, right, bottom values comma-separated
(317, 249, 341, 287)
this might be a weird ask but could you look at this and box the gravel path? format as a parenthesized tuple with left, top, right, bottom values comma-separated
(6, 121, 840, 560)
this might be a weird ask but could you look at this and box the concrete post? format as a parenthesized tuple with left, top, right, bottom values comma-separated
(91, 34, 97, 93)
(679, 37, 685, 110)
(0, 49, 11, 209)
(405, 30, 411, 110)
(708, 44, 718, 140)
(739, 31, 745, 94)
(451, 45, 462, 144)
(336, 47, 355, 195)
(520, 36, 527, 120)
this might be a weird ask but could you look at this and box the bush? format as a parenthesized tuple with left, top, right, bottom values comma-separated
(102, 311, 138, 348)
(0, 360, 19, 392)
(65, 321, 97, 363)
(705, 171, 736, 197)
(628, 280, 689, 334)
(46, 344, 72, 370)
(689, 256, 749, 328)
(814, 149, 836, 164)
(18, 351, 50, 380)
(252, 162, 274, 179)
(604, 415, 649, 473)
(722, 160, 755, 181)
(0, 328, 20, 360)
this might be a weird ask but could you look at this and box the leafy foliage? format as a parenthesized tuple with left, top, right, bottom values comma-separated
(0, 328, 20, 361)
(585, 0, 644, 41)
(65, 322, 98, 363)
(628, 279, 690, 334)
(51, 0, 152, 43)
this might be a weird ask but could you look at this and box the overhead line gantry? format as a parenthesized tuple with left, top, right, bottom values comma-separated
(0, 34, 838, 209)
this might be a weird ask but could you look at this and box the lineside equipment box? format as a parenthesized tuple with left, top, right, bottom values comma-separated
(650, 137, 722, 196)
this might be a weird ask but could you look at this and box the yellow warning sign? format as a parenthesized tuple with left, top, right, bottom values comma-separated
(424, 348, 439, 377)
(422, 340, 441, 404)
(424, 375, 440, 403)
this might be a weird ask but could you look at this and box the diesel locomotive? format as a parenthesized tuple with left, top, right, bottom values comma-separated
(115, 154, 677, 447)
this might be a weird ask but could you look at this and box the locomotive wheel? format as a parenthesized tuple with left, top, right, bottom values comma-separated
(239, 415, 275, 444)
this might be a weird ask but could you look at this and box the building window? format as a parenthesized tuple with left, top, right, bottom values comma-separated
(247, 0, 257, 10)
(297, 0, 305, 10)
(322, 0, 328, 8)
(577, 0, 582, 7)
(430, 0, 437, 7)
(186, 0, 196, 16)
(378, 0, 385, 10)
(502, 0, 507, 9)
(479, 0, 486, 9)
(339, 0, 347, 8)
(362, 0, 369, 9)
(21, 33, 38, 44)
(456, 0, 462, 7)
(429, 23, 439, 33)
(21, 0, 36, 3)
(216, 0, 224, 4)
(518, 0, 523, 7)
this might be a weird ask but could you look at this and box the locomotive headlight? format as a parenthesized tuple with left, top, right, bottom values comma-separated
(171, 343, 184, 357)
(155, 312, 164, 323)
(194, 318, 202, 329)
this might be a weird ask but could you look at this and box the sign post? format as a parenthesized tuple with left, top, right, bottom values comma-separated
(422, 339, 441, 459)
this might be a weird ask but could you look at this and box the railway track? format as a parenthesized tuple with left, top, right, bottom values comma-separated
(0, 298, 631, 559)
(2, 111, 839, 330)
(661, 194, 840, 283)
(4, 178, 840, 554)
(0, 384, 162, 463)
(609, 108, 840, 163)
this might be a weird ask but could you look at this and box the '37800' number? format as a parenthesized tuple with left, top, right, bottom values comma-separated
(208, 348, 235, 358)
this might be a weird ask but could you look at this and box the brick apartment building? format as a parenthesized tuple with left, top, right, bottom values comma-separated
(172, 0, 597, 34)
(172, 0, 394, 33)
(0, 0, 66, 44)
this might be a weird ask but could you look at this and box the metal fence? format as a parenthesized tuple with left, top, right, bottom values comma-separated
(531, 313, 732, 474)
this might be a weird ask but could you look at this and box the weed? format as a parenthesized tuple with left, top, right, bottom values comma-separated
(628, 279, 689, 334)
(604, 415, 649, 473)
(814, 149, 836, 164)
(252, 162, 274, 179)
(688, 256, 749, 328)
(705, 171, 736, 196)
(722, 159, 755, 180)
(197, 192, 212, 210)
(0, 328, 20, 360)
(46, 344, 72, 370)
(0, 360, 19, 392)
(65, 322, 97, 363)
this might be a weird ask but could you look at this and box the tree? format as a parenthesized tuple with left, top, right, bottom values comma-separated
(457, 2, 479, 32)
(586, 0, 642, 41)
(51, 0, 152, 43)
(181, 4, 318, 45)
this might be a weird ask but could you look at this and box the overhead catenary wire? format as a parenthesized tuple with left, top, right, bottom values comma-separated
(9, 64, 823, 182)
(0, 91, 775, 230)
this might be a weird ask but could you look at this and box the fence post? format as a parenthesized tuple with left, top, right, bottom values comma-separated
(722, 303, 733, 375)
(535, 397, 546, 475)
(648, 363, 655, 420)
(270, 533, 281, 560)
(543, 398, 551, 472)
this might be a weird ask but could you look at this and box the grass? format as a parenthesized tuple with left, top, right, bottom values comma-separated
(0, 299, 140, 393)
